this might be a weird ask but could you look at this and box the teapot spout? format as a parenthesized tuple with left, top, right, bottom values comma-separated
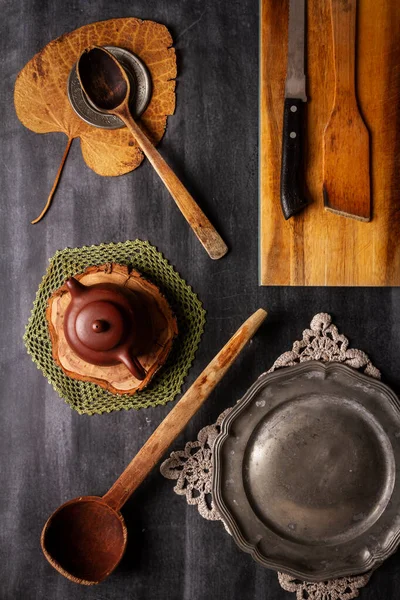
(118, 350, 146, 381)
(65, 277, 87, 297)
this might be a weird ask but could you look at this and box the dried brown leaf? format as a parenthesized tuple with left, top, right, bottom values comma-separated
(14, 17, 177, 178)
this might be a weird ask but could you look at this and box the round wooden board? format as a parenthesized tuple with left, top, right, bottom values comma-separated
(46, 264, 178, 395)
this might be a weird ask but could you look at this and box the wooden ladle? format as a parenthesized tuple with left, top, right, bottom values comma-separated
(41, 308, 267, 585)
(76, 47, 228, 260)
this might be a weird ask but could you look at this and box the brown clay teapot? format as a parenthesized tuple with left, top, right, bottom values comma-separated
(63, 277, 152, 380)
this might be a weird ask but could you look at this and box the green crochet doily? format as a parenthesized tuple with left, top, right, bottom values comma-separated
(24, 240, 206, 415)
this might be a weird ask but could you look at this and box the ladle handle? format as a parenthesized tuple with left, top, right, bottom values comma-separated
(116, 108, 228, 261)
(102, 308, 268, 512)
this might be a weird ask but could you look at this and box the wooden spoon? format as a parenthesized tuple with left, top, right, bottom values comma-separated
(322, 0, 371, 222)
(41, 308, 268, 585)
(76, 47, 228, 260)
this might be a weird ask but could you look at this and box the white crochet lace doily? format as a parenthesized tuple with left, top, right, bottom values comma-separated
(160, 313, 380, 600)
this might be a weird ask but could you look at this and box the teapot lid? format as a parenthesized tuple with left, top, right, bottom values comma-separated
(74, 300, 125, 352)
(63, 277, 146, 380)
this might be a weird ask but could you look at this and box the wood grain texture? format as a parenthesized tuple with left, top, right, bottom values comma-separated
(3, 1, 400, 599)
(47, 264, 177, 394)
(260, 0, 400, 286)
(323, 0, 370, 221)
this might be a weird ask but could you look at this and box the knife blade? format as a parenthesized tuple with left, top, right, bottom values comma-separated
(280, 0, 310, 220)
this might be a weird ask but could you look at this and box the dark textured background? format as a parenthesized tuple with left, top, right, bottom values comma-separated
(1, 1, 400, 598)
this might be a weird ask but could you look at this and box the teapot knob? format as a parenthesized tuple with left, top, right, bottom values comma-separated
(92, 319, 108, 333)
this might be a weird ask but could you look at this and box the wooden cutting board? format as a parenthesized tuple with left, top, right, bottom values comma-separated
(259, 0, 400, 286)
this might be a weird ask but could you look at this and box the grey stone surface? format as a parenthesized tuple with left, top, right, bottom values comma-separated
(1, 0, 400, 598)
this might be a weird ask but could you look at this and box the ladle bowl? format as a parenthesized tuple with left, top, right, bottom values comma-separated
(41, 309, 267, 584)
(41, 496, 127, 585)
(77, 46, 228, 261)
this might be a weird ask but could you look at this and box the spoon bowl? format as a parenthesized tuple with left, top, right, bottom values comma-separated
(77, 47, 129, 112)
(41, 496, 127, 585)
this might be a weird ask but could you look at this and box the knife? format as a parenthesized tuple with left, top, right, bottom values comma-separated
(280, 0, 310, 220)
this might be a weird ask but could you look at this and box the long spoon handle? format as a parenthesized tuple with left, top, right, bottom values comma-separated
(117, 107, 228, 260)
(102, 308, 268, 512)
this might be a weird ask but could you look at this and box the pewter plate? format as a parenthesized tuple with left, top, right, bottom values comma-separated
(67, 46, 152, 129)
(212, 362, 400, 581)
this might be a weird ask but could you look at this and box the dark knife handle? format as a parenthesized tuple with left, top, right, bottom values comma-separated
(280, 98, 310, 220)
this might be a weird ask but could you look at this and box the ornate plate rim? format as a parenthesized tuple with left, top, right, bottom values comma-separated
(212, 361, 400, 581)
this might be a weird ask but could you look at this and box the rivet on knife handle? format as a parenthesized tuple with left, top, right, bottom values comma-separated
(280, 98, 309, 219)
